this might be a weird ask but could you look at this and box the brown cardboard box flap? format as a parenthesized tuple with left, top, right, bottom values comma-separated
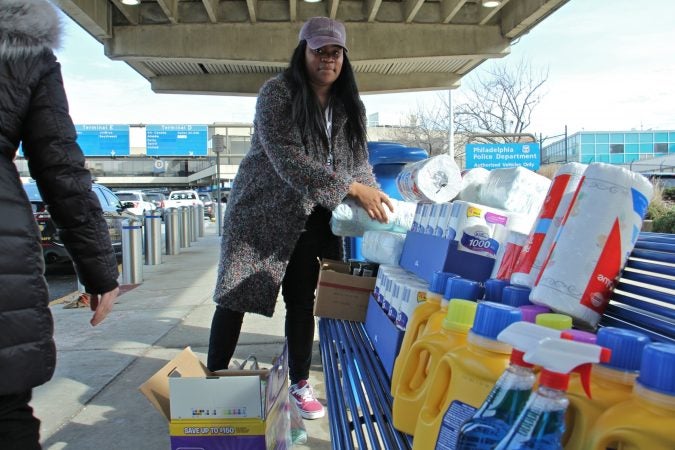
(138, 347, 209, 420)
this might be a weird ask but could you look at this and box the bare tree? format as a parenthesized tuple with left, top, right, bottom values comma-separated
(390, 58, 549, 158)
(455, 59, 549, 142)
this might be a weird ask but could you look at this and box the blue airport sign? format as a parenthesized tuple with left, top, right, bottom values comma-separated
(465, 142, 540, 170)
(146, 124, 208, 156)
(76, 124, 130, 157)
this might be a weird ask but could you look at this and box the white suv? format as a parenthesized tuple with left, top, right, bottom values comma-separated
(115, 190, 157, 217)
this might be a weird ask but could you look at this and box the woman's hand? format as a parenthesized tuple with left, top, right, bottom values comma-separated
(348, 182, 394, 223)
(89, 287, 120, 326)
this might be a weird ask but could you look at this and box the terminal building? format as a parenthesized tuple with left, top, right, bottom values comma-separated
(541, 129, 675, 170)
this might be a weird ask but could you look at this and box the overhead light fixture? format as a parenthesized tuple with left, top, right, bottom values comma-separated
(121, 0, 140, 5)
(303, 0, 322, 3)
(481, 0, 501, 7)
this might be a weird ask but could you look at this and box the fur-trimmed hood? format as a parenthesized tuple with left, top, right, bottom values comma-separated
(0, 0, 62, 58)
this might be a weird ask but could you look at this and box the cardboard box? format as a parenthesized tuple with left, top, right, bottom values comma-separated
(139, 345, 290, 450)
(313, 259, 376, 322)
(364, 294, 405, 380)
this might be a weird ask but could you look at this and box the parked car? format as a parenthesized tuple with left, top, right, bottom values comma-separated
(164, 190, 204, 210)
(115, 190, 157, 218)
(23, 182, 137, 264)
(144, 191, 167, 218)
(198, 192, 215, 219)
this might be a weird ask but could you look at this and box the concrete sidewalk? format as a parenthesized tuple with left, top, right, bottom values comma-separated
(33, 220, 332, 450)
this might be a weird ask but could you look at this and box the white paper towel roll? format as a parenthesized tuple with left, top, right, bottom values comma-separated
(330, 198, 416, 237)
(529, 163, 653, 329)
(480, 167, 552, 216)
(511, 163, 587, 288)
(396, 154, 462, 203)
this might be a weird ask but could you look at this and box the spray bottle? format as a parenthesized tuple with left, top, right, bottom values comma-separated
(585, 342, 675, 450)
(392, 299, 478, 435)
(413, 302, 521, 450)
(455, 322, 563, 449)
(494, 338, 611, 450)
(391, 271, 452, 395)
(562, 327, 650, 449)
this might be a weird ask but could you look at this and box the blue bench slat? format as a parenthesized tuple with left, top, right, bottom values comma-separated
(621, 270, 675, 290)
(334, 322, 379, 450)
(319, 319, 413, 450)
(638, 232, 675, 243)
(626, 258, 675, 277)
(350, 322, 413, 449)
(634, 240, 675, 254)
(601, 313, 675, 345)
(616, 283, 675, 304)
(319, 322, 355, 450)
(629, 247, 675, 264)
(611, 291, 675, 320)
(604, 303, 675, 340)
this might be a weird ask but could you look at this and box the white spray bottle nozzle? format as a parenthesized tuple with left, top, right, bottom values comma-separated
(497, 322, 562, 353)
(524, 338, 612, 397)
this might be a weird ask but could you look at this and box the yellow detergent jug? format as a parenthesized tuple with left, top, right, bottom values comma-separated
(392, 299, 477, 435)
(390, 271, 451, 395)
(585, 342, 675, 450)
(563, 327, 650, 449)
(422, 275, 469, 337)
(412, 302, 521, 450)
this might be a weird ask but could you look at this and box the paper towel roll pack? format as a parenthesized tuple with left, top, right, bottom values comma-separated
(458, 167, 490, 203)
(530, 163, 653, 329)
(396, 154, 462, 203)
(361, 230, 407, 266)
(330, 198, 416, 237)
(511, 162, 587, 287)
(479, 166, 552, 216)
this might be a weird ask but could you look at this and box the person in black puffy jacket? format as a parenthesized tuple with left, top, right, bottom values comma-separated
(0, 1, 120, 448)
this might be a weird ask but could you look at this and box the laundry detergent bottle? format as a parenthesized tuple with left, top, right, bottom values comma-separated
(562, 327, 650, 449)
(413, 302, 521, 450)
(391, 271, 453, 395)
(393, 299, 477, 435)
(456, 322, 562, 449)
(424, 275, 474, 338)
(495, 338, 611, 450)
(585, 342, 675, 450)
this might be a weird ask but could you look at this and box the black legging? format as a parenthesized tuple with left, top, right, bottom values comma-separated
(207, 206, 340, 384)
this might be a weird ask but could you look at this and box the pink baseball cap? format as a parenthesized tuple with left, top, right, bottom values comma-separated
(299, 17, 348, 52)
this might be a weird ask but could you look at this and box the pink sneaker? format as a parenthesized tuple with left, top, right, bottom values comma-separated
(289, 380, 325, 419)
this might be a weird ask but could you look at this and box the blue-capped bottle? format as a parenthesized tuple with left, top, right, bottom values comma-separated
(456, 322, 562, 449)
(413, 302, 522, 450)
(391, 271, 453, 395)
(483, 278, 511, 303)
(563, 327, 650, 449)
(501, 285, 533, 308)
(495, 338, 611, 450)
(586, 342, 675, 450)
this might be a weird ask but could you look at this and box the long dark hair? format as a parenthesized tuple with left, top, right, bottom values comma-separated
(283, 40, 368, 157)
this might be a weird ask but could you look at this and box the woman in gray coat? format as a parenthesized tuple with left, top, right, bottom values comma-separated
(208, 17, 392, 419)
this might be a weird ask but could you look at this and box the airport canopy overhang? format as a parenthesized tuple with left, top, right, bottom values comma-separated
(54, 0, 569, 95)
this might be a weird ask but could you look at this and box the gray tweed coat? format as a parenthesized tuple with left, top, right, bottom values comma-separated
(213, 75, 378, 316)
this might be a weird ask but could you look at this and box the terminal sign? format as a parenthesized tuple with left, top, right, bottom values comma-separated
(146, 124, 207, 156)
(465, 142, 540, 170)
(75, 124, 130, 157)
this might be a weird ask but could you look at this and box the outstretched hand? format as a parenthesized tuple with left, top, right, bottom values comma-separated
(348, 182, 394, 223)
(89, 287, 120, 326)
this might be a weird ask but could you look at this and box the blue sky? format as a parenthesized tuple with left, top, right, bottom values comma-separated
(55, 0, 675, 138)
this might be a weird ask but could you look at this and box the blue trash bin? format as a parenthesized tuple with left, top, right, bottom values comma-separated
(349, 142, 429, 260)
